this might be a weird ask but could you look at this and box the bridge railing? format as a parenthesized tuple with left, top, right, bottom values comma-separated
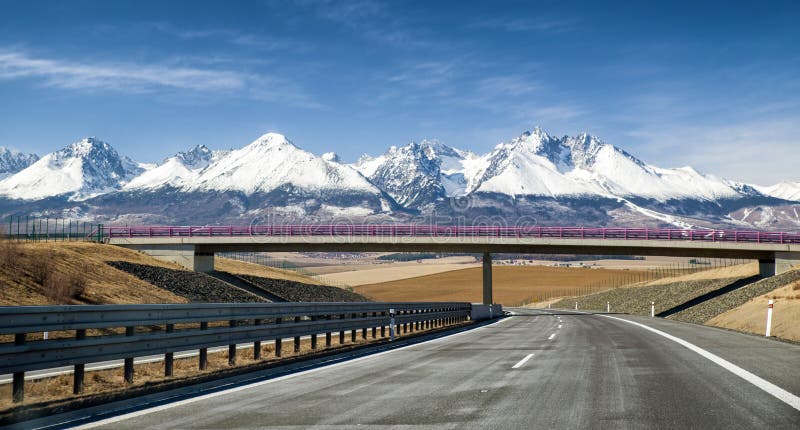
(0, 302, 472, 403)
(102, 225, 800, 244)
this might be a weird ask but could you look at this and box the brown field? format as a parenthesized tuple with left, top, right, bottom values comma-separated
(215, 257, 323, 285)
(318, 262, 481, 286)
(354, 266, 651, 306)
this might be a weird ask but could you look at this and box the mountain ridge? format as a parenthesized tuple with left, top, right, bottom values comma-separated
(0, 127, 797, 230)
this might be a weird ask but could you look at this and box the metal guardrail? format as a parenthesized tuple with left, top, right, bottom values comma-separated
(102, 225, 800, 244)
(0, 302, 472, 403)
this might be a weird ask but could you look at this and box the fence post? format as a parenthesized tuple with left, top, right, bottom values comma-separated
(765, 300, 774, 337)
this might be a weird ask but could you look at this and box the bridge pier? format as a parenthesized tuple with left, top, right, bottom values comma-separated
(759, 252, 800, 277)
(121, 244, 214, 272)
(483, 252, 493, 305)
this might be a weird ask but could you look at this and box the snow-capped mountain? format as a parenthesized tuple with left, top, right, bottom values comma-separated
(0, 127, 796, 229)
(354, 140, 480, 207)
(755, 182, 800, 202)
(464, 128, 751, 202)
(0, 147, 38, 180)
(0, 137, 142, 200)
(187, 133, 379, 196)
(124, 145, 226, 191)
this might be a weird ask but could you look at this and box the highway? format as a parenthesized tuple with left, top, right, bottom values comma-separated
(52, 310, 800, 429)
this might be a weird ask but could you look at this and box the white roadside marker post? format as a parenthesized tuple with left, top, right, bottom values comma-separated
(389, 308, 396, 342)
(765, 300, 774, 337)
(606, 302, 610, 313)
(650, 302, 655, 318)
(574, 302, 578, 310)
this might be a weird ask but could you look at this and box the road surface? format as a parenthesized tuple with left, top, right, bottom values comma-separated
(46, 310, 800, 429)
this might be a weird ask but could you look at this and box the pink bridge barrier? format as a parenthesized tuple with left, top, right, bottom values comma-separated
(103, 225, 800, 245)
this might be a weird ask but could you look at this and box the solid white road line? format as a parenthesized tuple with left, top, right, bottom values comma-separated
(548, 333, 556, 340)
(71, 316, 514, 429)
(600, 315, 800, 412)
(512, 353, 534, 369)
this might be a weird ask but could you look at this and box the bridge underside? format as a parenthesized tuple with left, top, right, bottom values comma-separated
(115, 240, 800, 305)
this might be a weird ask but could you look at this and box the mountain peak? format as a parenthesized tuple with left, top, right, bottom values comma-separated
(321, 152, 340, 162)
(250, 132, 292, 148)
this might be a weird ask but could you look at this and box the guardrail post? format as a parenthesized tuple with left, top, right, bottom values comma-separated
(199, 321, 209, 369)
(12, 333, 25, 403)
(381, 312, 386, 338)
(389, 309, 396, 341)
(275, 317, 282, 357)
(164, 324, 174, 376)
(351, 313, 357, 342)
(74, 329, 86, 393)
(326, 315, 332, 347)
(403, 312, 408, 334)
(228, 320, 237, 365)
(253, 319, 262, 360)
(372, 312, 377, 338)
(339, 314, 345, 344)
(294, 316, 301, 353)
(124, 326, 134, 384)
(311, 317, 318, 350)
(361, 313, 368, 339)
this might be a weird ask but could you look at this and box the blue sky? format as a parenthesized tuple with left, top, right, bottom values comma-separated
(0, 0, 798, 184)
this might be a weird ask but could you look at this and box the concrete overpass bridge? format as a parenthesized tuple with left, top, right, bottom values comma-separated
(105, 225, 800, 304)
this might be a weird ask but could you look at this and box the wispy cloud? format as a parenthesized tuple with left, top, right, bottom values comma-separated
(469, 17, 575, 33)
(625, 117, 800, 184)
(0, 49, 321, 107)
(146, 22, 311, 52)
(293, 0, 434, 48)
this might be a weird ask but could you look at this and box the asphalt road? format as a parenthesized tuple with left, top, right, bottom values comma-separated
(59, 310, 800, 429)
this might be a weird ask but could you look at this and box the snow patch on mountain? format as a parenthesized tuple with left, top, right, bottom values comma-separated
(755, 181, 800, 202)
(125, 145, 224, 190)
(186, 133, 382, 196)
(0, 147, 39, 180)
(0, 137, 141, 200)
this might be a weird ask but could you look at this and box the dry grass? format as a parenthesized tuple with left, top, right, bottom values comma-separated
(318, 263, 481, 286)
(706, 278, 800, 342)
(354, 266, 650, 306)
(215, 257, 325, 285)
(645, 262, 759, 286)
(0, 241, 187, 306)
(0, 320, 465, 414)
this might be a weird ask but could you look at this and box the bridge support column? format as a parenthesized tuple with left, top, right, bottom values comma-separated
(121, 244, 214, 272)
(482, 252, 493, 305)
(776, 252, 800, 275)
